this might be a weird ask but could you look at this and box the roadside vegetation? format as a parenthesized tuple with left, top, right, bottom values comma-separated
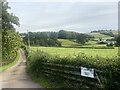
(0, 50, 20, 72)
(27, 50, 120, 89)
(1, 0, 22, 69)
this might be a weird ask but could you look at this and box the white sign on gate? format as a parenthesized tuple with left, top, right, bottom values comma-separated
(81, 67, 94, 78)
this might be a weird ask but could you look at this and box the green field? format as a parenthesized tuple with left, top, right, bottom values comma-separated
(31, 46, 118, 58)
(29, 33, 119, 89)
(58, 39, 80, 47)
(90, 32, 113, 40)
(30, 36, 117, 58)
(58, 39, 106, 48)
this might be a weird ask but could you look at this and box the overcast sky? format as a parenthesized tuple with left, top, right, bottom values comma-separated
(8, 0, 118, 33)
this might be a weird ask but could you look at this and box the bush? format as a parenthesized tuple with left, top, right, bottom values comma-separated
(2, 50, 17, 66)
(2, 30, 21, 65)
(21, 44, 29, 57)
(107, 43, 114, 47)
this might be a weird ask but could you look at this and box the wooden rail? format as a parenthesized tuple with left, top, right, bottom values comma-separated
(40, 62, 104, 88)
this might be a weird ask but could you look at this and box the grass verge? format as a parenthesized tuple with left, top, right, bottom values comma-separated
(0, 50, 20, 73)
(29, 74, 59, 88)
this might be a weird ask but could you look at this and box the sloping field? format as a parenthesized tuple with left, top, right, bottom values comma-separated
(58, 39, 80, 47)
(90, 33, 113, 40)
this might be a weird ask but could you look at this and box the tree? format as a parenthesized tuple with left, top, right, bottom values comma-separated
(2, 0, 21, 65)
(58, 30, 69, 39)
(22, 32, 61, 47)
(2, 30, 21, 59)
(69, 32, 76, 39)
(2, 0, 20, 30)
(116, 35, 120, 46)
(99, 37, 102, 41)
(49, 32, 58, 40)
(76, 33, 88, 45)
(107, 43, 113, 47)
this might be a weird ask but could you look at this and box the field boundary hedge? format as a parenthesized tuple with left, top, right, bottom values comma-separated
(27, 50, 120, 89)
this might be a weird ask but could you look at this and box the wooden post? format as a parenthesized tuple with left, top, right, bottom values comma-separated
(27, 30, 30, 53)
(95, 72, 103, 89)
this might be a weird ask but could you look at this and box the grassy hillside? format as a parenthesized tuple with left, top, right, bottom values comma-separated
(84, 40, 106, 47)
(58, 39, 107, 48)
(58, 39, 80, 47)
(90, 32, 113, 40)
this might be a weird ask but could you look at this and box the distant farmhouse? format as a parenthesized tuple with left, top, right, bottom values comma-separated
(97, 41, 116, 44)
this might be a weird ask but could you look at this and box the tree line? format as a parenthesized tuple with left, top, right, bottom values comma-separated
(91, 30, 116, 37)
(21, 30, 94, 47)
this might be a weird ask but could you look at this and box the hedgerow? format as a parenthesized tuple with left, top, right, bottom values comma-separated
(27, 50, 120, 89)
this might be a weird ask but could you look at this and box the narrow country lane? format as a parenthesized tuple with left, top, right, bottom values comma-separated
(0, 49, 42, 89)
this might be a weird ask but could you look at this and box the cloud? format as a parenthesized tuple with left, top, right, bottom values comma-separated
(7, 0, 119, 2)
(8, 1, 118, 33)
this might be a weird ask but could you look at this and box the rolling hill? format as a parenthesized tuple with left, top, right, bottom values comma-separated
(89, 32, 114, 40)
(58, 39, 80, 47)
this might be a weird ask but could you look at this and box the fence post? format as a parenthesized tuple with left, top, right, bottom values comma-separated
(95, 72, 103, 89)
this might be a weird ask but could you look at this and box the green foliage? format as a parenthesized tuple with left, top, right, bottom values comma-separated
(2, 30, 21, 52)
(76, 33, 89, 45)
(2, 0, 20, 30)
(58, 30, 69, 39)
(2, 0, 21, 66)
(21, 30, 93, 47)
(2, 30, 21, 65)
(90, 32, 113, 40)
(0, 50, 20, 72)
(99, 37, 102, 41)
(49, 32, 58, 40)
(22, 32, 61, 47)
(116, 35, 120, 46)
(27, 50, 120, 89)
(91, 30, 117, 37)
(58, 30, 92, 45)
(0, 30, 2, 65)
(21, 44, 29, 57)
(107, 43, 114, 47)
